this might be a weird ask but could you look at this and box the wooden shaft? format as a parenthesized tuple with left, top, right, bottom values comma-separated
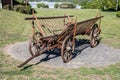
(96, 13, 101, 33)
(32, 13, 45, 36)
(17, 44, 59, 68)
(17, 47, 47, 68)
(32, 20, 35, 37)
(98, 13, 101, 28)
(72, 25, 76, 52)
(64, 14, 66, 25)
(72, 17, 77, 51)
(17, 54, 38, 68)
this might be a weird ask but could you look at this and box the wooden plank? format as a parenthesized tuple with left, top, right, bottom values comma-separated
(77, 16, 104, 25)
(25, 15, 74, 20)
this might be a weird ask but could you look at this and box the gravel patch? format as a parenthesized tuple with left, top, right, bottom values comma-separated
(4, 40, 120, 68)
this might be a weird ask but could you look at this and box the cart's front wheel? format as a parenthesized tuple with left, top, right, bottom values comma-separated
(29, 32, 43, 56)
(90, 24, 101, 48)
(61, 36, 73, 63)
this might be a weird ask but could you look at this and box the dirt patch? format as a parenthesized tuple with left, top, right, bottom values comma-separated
(4, 40, 120, 68)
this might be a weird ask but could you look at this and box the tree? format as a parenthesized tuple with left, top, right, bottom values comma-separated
(80, 0, 118, 11)
(89, 0, 102, 9)
(100, 0, 116, 11)
(73, 0, 80, 5)
(80, 0, 90, 9)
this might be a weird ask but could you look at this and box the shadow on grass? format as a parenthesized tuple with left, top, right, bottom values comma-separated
(20, 64, 33, 71)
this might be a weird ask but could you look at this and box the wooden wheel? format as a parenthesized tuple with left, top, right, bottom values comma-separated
(29, 32, 43, 56)
(90, 24, 101, 48)
(61, 36, 73, 63)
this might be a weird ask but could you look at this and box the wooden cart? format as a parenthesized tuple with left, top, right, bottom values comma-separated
(18, 13, 103, 68)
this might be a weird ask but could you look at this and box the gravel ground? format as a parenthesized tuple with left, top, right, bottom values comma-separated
(4, 40, 120, 68)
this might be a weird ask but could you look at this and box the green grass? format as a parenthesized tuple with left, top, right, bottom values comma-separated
(0, 9, 31, 46)
(0, 9, 120, 80)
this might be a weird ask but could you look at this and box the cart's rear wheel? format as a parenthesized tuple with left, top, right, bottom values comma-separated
(29, 32, 43, 56)
(90, 24, 100, 48)
(61, 36, 73, 63)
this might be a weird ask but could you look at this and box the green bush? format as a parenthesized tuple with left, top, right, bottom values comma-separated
(89, 1, 102, 9)
(116, 11, 120, 17)
(24, 6, 32, 14)
(14, 5, 32, 14)
(81, 0, 116, 11)
(3, 4, 11, 10)
(44, 5, 49, 8)
(37, 3, 44, 8)
(54, 3, 59, 8)
(14, 5, 24, 13)
(100, 0, 116, 11)
(37, 3, 49, 8)
(60, 3, 76, 9)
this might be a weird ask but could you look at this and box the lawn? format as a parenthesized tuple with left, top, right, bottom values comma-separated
(0, 9, 120, 80)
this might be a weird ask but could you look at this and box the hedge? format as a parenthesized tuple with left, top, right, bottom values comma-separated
(59, 3, 76, 9)
(116, 11, 120, 17)
(14, 5, 32, 14)
(37, 3, 49, 8)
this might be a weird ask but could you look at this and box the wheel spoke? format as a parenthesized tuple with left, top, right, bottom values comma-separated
(90, 24, 100, 48)
(61, 36, 73, 63)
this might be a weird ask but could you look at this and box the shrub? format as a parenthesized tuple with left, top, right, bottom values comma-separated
(24, 6, 32, 14)
(37, 3, 49, 8)
(14, 5, 32, 14)
(44, 5, 49, 8)
(60, 3, 76, 9)
(81, 0, 116, 11)
(14, 5, 24, 13)
(116, 11, 120, 17)
(3, 4, 11, 10)
(37, 3, 45, 8)
(54, 3, 59, 8)
(100, 0, 116, 11)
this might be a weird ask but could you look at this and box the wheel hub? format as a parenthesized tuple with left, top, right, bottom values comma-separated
(66, 46, 71, 51)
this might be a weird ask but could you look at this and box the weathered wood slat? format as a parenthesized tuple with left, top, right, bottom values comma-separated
(77, 16, 104, 25)
(25, 15, 74, 20)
